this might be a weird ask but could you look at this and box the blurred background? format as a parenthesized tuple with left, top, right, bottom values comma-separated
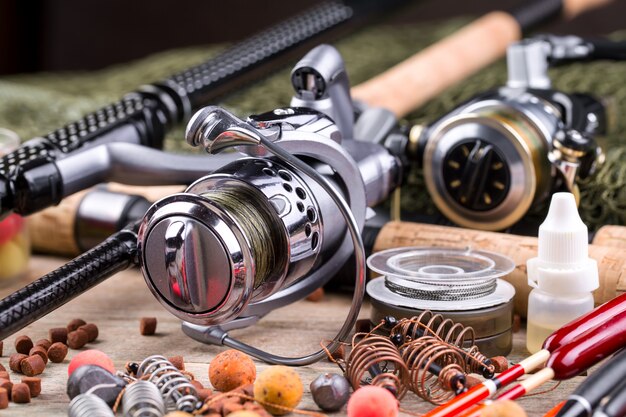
(1, 0, 625, 75)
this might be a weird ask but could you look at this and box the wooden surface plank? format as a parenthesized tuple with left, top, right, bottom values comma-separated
(0, 256, 583, 416)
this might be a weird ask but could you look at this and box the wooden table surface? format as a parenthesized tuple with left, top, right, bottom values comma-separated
(0, 256, 583, 417)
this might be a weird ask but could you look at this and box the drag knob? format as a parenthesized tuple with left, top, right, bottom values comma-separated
(442, 140, 510, 211)
(138, 192, 260, 325)
(148, 215, 232, 314)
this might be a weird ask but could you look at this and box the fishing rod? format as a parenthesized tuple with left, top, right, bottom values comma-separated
(457, 346, 626, 417)
(556, 348, 626, 417)
(0, 44, 396, 365)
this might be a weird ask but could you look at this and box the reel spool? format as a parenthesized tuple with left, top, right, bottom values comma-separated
(137, 44, 399, 366)
(421, 99, 555, 231)
(367, 247, 516, 356)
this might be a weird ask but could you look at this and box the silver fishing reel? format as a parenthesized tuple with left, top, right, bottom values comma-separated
(136, 45, 402, 365)
(408, 35, 611, 231)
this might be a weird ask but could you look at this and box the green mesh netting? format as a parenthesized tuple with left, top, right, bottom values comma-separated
(0, 18, 624, 230)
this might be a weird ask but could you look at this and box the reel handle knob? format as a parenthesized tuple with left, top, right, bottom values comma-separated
(186, 106, 261, 154)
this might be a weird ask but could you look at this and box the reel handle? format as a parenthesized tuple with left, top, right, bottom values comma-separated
(0, 1, 359, 218)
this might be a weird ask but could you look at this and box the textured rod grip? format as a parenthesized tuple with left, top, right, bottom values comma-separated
(170, 1, 354, 108)
(0, 226, 139, 340)
(0, 1, 358, 215)
(0, 1, 355, 179)
(0, 94, 162, 178)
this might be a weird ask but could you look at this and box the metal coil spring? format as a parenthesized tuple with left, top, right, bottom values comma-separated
(346, 333, 409, 399)
(392, 311, 475, 348)
(122, 380, 166, 417)
(465, 345, 496, 378)
(400, 336, 467, 405)
(137, 355, 198, 412)
(68, 393, 115, 417)
(391, 313, 494, 378)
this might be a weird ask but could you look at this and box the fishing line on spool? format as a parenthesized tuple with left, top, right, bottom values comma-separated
(367, 247, 517, 356)
(368, 247, 513, 305)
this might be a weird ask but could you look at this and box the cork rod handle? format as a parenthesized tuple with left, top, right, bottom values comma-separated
(352, 0, 612, 117)
(592, 225, 626, 249)
(28, 184, 184, 256)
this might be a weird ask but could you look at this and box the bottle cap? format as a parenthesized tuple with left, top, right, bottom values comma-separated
(527, 193, 598, 294)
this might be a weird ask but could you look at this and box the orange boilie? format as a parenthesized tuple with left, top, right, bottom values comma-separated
(209, 350, 256, 392)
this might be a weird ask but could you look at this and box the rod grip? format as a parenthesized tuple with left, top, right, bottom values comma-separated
(352, 12, 520, 117)
(0, 94, 166, 180)
(563, 0, 612, 17)
(593, 225, 626, 248)
(373, 221, 626, 317)
(0, 226, 138, 340)
(27, 190, 85, 256)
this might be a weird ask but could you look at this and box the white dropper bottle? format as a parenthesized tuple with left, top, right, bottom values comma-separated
(526, 192, 599, 353)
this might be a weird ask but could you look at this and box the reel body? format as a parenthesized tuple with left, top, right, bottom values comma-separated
(138, 109, 362, 325)
(411, 36, 609, 231)
(136, 44, 403, 365)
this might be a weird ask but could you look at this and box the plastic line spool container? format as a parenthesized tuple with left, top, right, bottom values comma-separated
(367, 247, 516, 356)
(0, 129, 30, 286)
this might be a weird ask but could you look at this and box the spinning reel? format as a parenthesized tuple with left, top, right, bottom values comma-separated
(137, 45, 403, 364)
(404, 35, 623, 230)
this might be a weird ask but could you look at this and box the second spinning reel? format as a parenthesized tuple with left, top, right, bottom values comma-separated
(398, 35, 624, 230)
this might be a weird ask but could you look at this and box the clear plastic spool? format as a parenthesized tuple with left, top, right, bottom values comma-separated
(367, 247, 516, 311)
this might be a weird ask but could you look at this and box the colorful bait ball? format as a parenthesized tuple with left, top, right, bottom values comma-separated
(68, 349, 115, 375)
(226, 412, 263, 417)
(253, 365, 303, 415)
(209, 349, 257, 392)
(480, 400, 528, 417)
(347, 386, 398, 417)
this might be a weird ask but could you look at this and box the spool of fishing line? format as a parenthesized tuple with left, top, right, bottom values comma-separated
(367, 247, 516, 356)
